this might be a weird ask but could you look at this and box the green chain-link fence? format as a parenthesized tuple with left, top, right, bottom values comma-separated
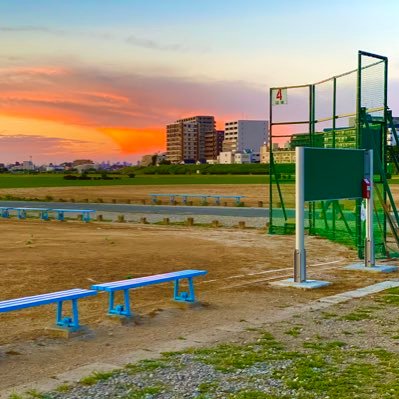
(269, 51, 398, 259)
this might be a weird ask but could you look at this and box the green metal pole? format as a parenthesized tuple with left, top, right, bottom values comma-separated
(356, 51, 363, 258)
(383, 57, 388, 248)
(308, 84, 315, 235)
(332, 77, 337, 238)
(268, 88, 274, 234)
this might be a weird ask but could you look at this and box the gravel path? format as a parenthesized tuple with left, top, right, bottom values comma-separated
(46, 353, 292, 399)
(101, 212, 268, 228)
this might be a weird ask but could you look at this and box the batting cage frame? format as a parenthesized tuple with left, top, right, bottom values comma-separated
(268, 50, 399, 259)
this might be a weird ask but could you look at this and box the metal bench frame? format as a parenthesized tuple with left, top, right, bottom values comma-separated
(0, 207, 13, 218)
(13, 207, 50, 221)
(149, 194, 245, 206)
(0, 207, 95, 222)
(52, 209, 95, 222)
(92, 270, 207, 318)
(0, 288, 97, 331)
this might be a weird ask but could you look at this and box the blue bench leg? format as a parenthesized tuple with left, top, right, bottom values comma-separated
(72, 299, 79, 329)
(174, 278, 195, 302)
(56, 301, 63, 325)
(83, 212, 90, 222)
(124, 289, 131, 316)
(108, 289, 132, 317)
(41, 211, 49, 221)
(56, 299, 80, 330)
(58, 212, 65, 221)
(108, 291, 115, 314)
(2, 210, 9, 218)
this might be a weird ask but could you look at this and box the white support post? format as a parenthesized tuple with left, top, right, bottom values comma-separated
(294, 147, 306, 282)
(365, 149, 374, 267)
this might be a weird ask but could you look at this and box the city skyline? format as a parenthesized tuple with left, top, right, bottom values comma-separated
(2, 1, 399, 163)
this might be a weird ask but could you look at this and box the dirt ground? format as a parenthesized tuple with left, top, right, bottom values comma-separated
(1, 218, 399, 392)
(0, 185, 268, 206)
(2, 183, 399, 208)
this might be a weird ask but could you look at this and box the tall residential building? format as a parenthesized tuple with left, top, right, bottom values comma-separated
(223, 120, 268, 153)
(204, 130, 224, 161)
(166, 121, 198, 163)
(166, 116, 217, 163)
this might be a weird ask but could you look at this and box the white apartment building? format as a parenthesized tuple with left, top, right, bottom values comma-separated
(218, 150, 260, 164)
(218, 151, 235, 164)
(223, 120, 268, 154)
(234, 152, 251, 164)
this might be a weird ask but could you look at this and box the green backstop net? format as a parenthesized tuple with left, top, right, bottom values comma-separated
(269, 51, 396, 259)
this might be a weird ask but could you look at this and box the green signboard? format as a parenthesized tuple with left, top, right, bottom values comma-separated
(304, 148, 365, 202)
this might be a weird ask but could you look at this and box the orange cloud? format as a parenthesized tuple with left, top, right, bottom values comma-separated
(98, 127, 165, 154)
(0, 66, 68, 76)
(0, 63, 268, 160)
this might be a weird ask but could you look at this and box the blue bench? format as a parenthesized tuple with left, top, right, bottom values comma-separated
(13, 207, 51, 221)
(149, 194, 245, 206)
(149, 193, 180, 204)
(92, 269, 207, 317)
(0, 207, 14, 218)
(206, 195, 245, 205)
(52, 209, 95, 222)
(0, 288, 97, 331)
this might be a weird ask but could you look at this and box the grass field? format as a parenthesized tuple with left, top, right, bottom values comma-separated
(3, 173, 399, 189)
(0, 174, 270, 188)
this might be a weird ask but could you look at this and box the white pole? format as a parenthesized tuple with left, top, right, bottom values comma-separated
(365, 149, 374, 267)
(294, 147, 306, 282)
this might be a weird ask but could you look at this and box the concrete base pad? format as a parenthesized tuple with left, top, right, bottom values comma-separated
(45, 326, 87, 339)
(270, 278, 331, 289)
(344, 263, 398, 273)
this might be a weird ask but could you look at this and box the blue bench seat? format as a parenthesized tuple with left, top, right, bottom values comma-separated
(52, 209, 95, 222)
(149, 193, 245, 205)
(92, 269, 207, 317)
(0, 288, 97, 330)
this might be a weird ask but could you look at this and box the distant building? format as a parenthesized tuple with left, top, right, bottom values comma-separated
(140, 153, 168, 166)
(218, 151, 235, 164)
(204, 130, 224, 161)
(290, 132, 324, 148)
(166, 116, 217, 163)
(250, 152, 260, 163)
(388, 117, 399, 146)
(272, 149, 296, 164)
(260, 143, 269, 163)
(234, 152, 251, 164)
(22, 160, 34, 171)
(223, 120, 268, 154)
(140, 154, 157, 167)
(218, 149, 260, 164)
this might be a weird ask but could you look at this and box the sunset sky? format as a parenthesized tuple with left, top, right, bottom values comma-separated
(2, 0, 399, 164)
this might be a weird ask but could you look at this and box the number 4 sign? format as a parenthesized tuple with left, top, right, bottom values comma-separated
(272, 88, 287, 105)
